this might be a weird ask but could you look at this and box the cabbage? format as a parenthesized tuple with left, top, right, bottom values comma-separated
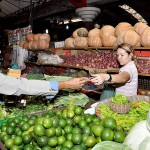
(92, 141, 132, 150)
(139, 137, 150, 150)
(124, 111, 150, 150)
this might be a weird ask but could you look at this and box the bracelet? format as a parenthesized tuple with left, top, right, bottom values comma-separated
(107, 74, 112, 82)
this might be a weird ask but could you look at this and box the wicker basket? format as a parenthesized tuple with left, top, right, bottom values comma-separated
(110, 102, 131, 114)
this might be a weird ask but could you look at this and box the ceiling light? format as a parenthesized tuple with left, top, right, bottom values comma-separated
(119, 4, 148, 24)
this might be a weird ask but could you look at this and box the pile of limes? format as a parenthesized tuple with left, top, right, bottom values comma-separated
(0, 105, 126, 150)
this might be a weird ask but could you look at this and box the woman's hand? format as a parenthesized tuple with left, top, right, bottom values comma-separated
(90, 74, 108, 85)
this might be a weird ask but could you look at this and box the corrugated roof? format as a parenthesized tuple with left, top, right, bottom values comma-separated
(0, 0, 39, 17)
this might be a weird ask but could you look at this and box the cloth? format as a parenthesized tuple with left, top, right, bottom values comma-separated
(0, 73, 58, 96)
(46, 81, 59, 99)
(115, 61, 138, 96)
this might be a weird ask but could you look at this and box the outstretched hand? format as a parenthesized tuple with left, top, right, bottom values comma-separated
(66, 77, 89, 89)
(90, 74, 106, 85)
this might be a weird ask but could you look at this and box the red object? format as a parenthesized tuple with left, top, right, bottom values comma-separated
(69, 0, 86, 8)
(135, 50, 150, 57)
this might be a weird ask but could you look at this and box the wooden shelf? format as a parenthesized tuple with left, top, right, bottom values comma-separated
(25, 62, 150, 77)
(63, 47, 150, 51)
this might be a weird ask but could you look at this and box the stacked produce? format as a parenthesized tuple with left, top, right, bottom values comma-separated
(62, 51, 150, 74)
(63, 51, 119, 69)
(19, 33, 50, 50)
(65, 22, 150, 48)
(0, 105, 127, 149)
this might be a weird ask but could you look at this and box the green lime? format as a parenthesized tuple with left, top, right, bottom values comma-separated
(64, 125, 73, 134)
(45, 127, 56, 137)
(6, 126, 15, 135)
(13, 136, 22, 145)
(59, 119, 67, 128)
(71, 133, 82, 145)
(56, 127, 62, 136)
(43, 118, 53, 128)
(33, 124, 45, 136)
(58, 135, 66, 145)
(5, 138, 14, 149)
(74, 106, 83, 115)
(103, 117, 117, 130)
(10, 145, 20, 150)
(101, 128, 114, 141)
(114, 130, 125, 143)
(63, 140, 73, 149)
(22, 133, 32, 144)
(21, 123, 30, 131)
(1, 134, 11, 143)
(91, 124, 104, 137)
(48, 136, 58, 147)
(85, 136, 96, 148)
(24, 144, 33, 150)
(37, 136, 48, 147)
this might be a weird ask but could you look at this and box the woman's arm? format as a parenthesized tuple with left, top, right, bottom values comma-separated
(91, 71, 130, 85)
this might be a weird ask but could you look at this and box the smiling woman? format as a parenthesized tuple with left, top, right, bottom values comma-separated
(90, 43, 138, 97)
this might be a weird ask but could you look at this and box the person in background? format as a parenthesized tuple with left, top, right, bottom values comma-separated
(91, 43, 138, 96)
(0, 73, 89, 97)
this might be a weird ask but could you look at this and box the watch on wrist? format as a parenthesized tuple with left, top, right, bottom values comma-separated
(107, 74, 112, 82)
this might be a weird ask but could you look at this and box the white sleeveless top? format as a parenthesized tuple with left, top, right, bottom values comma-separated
(115, 61, 138, 96)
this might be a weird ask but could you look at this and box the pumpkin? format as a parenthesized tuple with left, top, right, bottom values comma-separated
(19, 41, 26, 47)
(101, 35, 117, 47)
(123, 30, 140, 47)
(37, 40, 49, 50)
(39, 33, 50, 42)
(101, 25, 115, 36)
(115, 22, 134, 36)
(134, 22, 149, 35)
(72, 29, 79, 38)
(74, 37, 88, 47)
(26, 33, 34, 41)
(64, 38, 75, 48)
(88, 24, 101, 37)
(88, 37, 102, 47)
(141, 27, 150, 47)
(34, 33, 42, 41)
(23, 42, 29, 49)
(77, 28, 88, 37)
(28, 41, 34, 50)
(32, 41, 39, 50)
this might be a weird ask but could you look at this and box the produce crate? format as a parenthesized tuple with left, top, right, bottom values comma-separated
(138, 75, 150, 90)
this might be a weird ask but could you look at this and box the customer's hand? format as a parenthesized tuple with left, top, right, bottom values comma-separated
(65, 77, 89, 89)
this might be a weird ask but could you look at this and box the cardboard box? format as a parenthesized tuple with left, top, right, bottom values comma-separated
(7, 69, 21, 78)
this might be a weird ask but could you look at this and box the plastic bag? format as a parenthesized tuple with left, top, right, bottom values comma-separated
(100, 81, 115, 100)
(92, 141, 132, 150)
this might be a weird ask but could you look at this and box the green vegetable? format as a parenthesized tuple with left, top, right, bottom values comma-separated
(111, 94, 129, 104)
(92, 141, 132, 150)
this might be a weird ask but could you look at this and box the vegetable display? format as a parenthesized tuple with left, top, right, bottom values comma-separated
(111, 94, 129, 104)
(96, 100, 150, 133)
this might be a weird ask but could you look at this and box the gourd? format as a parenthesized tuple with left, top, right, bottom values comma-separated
(115, 22, 134, 36)
(117, 30, 140, 46)
(39, 33, 50, 42)
(32, 41, 39, 49)
(28, 41, 34, 49)
(74, 37, 88, 47)
(88, 36, 102, 47)
(64, 37, 75, 48)
(26, 33, 34, 41)
(19, 41, 26, 47)
(23, 42, 29, 49)
(37, 40, 49, 50)
(101, 25, 115, 36)
(101, 35, 117, 47)
(34, 33, 42, 41)
(72, 28, 80, 38)
(77, 28, 88, 37)
(141, 27, 150, 47)
(88, 24, 101, 37)
(134, 22, 149, 35)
